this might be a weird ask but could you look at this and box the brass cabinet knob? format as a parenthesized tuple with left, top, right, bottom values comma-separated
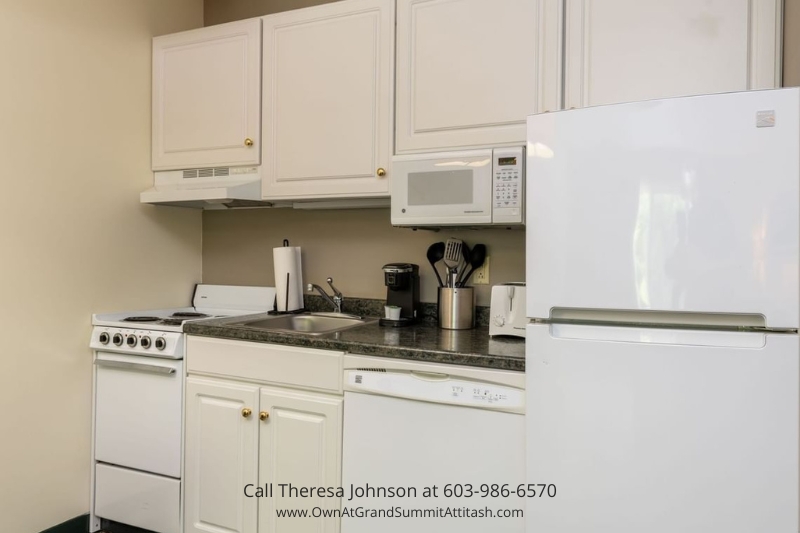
(259, 411, 269, 421)
(376, 168, 386, 177)
(244, 138, 254, 147)
(242, 408, 252, 418)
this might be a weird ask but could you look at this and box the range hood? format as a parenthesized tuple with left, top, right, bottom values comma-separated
(141, 166, 271, 209)
(142, 166, 393, 210)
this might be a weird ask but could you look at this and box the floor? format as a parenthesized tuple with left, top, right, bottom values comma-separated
(99, 520, 156, 533)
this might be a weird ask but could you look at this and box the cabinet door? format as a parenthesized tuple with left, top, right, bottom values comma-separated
(153, 19, 261, 171)
(564, 0, 782, 108)
(258, 387, 343, 533)
(395, 0, 562, 153)
(185, 378, 260, 533)
(261, 0, 393, 200)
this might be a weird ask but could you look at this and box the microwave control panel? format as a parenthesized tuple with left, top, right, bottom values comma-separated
(492, 146, 524, 224)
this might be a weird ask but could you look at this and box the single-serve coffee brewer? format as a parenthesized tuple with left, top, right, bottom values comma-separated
(380, 263, 420, 327)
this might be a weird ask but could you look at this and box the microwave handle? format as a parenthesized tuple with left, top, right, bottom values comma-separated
(94, 359, 176, 375)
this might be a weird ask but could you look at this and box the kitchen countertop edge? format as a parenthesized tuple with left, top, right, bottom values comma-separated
(184, 317, 525, 372)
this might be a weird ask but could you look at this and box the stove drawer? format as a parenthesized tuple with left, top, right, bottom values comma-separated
(95, 463, 180, 533)
(94, 352, 183, 477)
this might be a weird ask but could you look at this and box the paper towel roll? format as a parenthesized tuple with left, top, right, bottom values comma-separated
(273, 246, 304, 312)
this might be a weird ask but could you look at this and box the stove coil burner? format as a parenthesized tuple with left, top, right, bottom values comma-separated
(171, 312, 210, 318)
(122, 316, 161, 323)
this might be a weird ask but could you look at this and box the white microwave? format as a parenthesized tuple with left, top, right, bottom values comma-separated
(391, 147, 525, 227)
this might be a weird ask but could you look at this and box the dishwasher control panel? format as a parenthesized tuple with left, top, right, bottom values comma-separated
(450, 384, 512, 404)
(345, 369, 524, 412)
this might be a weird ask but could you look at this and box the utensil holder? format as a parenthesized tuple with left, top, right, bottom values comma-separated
(438, 287, 475, 330)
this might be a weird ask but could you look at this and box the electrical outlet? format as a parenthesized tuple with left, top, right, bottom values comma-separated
(472, 256, 490, 285)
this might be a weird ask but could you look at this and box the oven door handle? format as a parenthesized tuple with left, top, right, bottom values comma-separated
(94, 359, 177, 375)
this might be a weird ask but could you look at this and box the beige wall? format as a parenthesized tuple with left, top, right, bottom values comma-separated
(203, 209, 524, 306)
(205, 0, 337, 23)
(0, 2, 203, 532)
(785, 0, 800, 86)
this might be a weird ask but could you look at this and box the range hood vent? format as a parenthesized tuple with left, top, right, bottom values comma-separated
(183, 167, 230, 179)
(141, 166, 264, 209)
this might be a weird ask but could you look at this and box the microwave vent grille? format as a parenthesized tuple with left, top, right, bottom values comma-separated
(182, 167, 231, 179)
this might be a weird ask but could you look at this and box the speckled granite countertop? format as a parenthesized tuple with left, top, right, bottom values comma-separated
(184, 312, 525, 372)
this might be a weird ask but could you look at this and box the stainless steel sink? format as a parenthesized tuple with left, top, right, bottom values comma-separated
(234, 313, 376, 336)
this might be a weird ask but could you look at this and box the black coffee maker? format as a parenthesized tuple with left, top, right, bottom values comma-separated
(380, 263, 421, 327)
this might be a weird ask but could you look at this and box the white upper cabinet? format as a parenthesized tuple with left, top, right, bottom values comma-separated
(261, 0, 394, 200)
(152, 19, 262, 171)
(395, 0, 563, 154)
(564, 0, 782, 108)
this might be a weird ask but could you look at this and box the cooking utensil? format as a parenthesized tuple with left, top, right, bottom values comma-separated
(426, 242, 445, 287)
(443, 238, 463, 287)
(460, 242, 472, 277)
(458, 244, 487, 287)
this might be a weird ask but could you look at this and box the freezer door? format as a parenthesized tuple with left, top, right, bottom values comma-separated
(526, 89, 800, 328)
(526, 323, 799, 533)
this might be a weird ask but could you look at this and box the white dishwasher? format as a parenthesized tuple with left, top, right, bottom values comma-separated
(341, 355, 525, 533)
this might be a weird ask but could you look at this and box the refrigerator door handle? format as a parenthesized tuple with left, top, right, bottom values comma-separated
(549, 323, 766, 349)
(549, 308, 767, 329)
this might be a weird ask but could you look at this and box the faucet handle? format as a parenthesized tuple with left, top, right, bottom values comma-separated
(326, 277, 342, 299)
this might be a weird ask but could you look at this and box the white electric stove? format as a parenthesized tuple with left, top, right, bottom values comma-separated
(89, 284, 275, 533)
(91, 284, 276, 359)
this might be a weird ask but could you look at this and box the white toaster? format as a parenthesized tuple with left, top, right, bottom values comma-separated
(489, 283, 526, 338)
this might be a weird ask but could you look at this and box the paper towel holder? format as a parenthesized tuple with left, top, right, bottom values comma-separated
(269, 273, 306, 315)
(269, 238, 307, 315)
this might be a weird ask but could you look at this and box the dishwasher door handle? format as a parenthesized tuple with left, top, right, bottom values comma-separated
(95, 359, 177, 375)
(409, 370, 449, 381)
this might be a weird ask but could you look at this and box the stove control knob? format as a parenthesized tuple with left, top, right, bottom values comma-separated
(140, 336, 152, 349)
(155, 337, 166, 351)
(112, 333, 124, 346)
(126, 335, 138, 348)
(493, 315, 505, 327)
(98, 332, 110, 345)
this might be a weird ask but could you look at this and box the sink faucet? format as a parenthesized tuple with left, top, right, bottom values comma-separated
(307, 277, 343, 314)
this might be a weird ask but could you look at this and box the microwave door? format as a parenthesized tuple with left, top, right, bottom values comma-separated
(392, 150, 493, 225)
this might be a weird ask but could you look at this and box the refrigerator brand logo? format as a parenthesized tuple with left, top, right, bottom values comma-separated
(756, 110, 775, 128)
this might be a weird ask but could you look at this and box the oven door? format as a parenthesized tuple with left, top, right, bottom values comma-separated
(94, 352, 183, 477)
(391, 150, 493, 225)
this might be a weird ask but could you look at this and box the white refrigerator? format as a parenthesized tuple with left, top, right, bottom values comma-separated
(525, 88, 800, 532)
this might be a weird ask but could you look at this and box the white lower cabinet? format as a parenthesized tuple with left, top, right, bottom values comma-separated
(259, 387, 343, 533)
(184, 378, 260, 533)
(184, 337, 345, 533)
